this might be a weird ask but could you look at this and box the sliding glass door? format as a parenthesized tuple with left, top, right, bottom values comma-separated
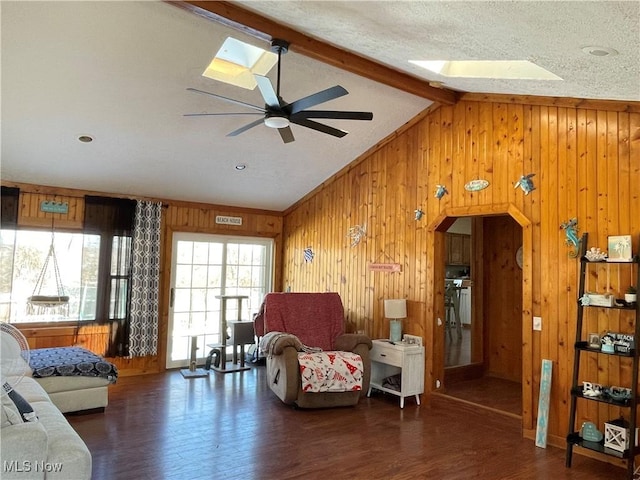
(167, 232, 273, 368)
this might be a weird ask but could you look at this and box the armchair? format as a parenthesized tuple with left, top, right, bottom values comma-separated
(258, 292, 372, 408)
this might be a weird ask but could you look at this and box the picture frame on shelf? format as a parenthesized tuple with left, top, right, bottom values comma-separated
(581, 293, 614, 307)
(607, 331, 635, 354)
(607, 235, 633, 262)
(588, 333, 601, 349)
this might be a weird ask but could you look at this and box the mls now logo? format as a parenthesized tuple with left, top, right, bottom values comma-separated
(4, 460, 64, 473)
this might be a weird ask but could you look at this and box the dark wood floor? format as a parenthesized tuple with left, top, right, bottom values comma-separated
(442, 376, 522, 417)
(445, 325, 471, 367)
(67, 364, 625, 480)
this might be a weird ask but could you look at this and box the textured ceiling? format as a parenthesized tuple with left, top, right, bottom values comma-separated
(2, 1, 639, 211)
(238, 0, 640, 101)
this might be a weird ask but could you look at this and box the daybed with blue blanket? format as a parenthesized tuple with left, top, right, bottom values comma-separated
(29, 347, 118, 414)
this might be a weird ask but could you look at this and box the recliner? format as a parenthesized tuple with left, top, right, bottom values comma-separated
(256, 292, 372, 408)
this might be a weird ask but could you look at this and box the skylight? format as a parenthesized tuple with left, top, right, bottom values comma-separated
(202, 37, 278, 90)
(409, 60, 562, 81)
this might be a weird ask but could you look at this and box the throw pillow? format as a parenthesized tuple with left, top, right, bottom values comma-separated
(1, 400, 16, 427)
(2, 392, 24, 426)
(2, 382, 38, 424)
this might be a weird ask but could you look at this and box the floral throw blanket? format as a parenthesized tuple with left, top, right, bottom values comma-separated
(29, 347, 118, 382)
(298, 351, 363, 393)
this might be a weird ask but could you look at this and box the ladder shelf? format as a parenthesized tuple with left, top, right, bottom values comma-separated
(565, 232, 640, 479)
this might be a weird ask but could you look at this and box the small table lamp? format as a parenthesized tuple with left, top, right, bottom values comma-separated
(384, 299, 407, 342)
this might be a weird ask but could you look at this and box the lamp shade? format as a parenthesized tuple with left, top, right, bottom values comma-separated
(384, 299, 407, 319)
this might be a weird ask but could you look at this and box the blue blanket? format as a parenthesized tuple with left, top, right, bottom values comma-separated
(30, 347, 118, 382)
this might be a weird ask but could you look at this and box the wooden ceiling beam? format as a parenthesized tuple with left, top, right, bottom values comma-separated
(167, 1, 459, 105)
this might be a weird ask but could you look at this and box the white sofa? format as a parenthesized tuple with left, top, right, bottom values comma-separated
(1, 377, 92, 480)
(0, 337, 94, 479)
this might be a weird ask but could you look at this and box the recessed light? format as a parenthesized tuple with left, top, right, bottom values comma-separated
(581, 46, 618, 57)
(78, 135, 93, 143)
(235, 164, 247, 171)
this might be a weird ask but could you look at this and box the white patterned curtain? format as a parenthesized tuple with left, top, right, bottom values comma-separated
(129, 201, 162, 357)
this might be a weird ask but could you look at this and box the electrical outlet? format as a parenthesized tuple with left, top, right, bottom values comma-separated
(533, 316, 542, 331)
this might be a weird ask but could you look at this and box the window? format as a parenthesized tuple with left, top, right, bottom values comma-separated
(0, 229, 132, 325)
(108, 235, 132, 321)
(0, 229, 100, 323)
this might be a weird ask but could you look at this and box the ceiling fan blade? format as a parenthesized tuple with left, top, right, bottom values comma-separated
(290, 117, 348, 138)
(227, 118, 265, 137)
(254, 75, 281, 108)
(278, 126, 295, 144)
(288, 86, 349, 115)
(291, 110, 373, 121)
(186, 88, 265, 113)
(183, 112, 263, 117)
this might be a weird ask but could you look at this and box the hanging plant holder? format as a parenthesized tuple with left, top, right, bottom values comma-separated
(27, 233, 70, 316)
(27, 295, 70, 308)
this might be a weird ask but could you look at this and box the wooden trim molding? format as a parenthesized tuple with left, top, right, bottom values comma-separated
(167, 1, 458, 105)
(427, 204, 523, 232)
(1, 180, 283, 218)
(461, 92, 640, 113)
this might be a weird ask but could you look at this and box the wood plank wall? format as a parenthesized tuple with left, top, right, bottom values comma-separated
(281, 97, 640, 447)
(18, 191, 84, 229)
(482, 215, 522, 382)
(4, 182, 283, 376)
(4, 94, 639, 448)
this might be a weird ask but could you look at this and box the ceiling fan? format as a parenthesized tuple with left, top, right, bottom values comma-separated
(186, 39, 373, 144)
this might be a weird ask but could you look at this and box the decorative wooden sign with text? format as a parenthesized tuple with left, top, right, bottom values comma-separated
(368, 263, 401, 273)
(215, 215, 242, 226)
(40, 201, 69, 214)
(535, 359, 553, 448)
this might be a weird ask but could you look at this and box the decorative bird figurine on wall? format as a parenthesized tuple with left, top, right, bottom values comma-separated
(514, 173, 536, 195)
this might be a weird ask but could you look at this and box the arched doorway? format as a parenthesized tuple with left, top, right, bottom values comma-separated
(428, 204, 533, 424)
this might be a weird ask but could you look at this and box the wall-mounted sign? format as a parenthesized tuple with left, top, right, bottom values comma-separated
(464, 179, 490, 192)
(215, 215, 243, 226)
(40, 201, 69, 214)
(368, 263, 401, 272)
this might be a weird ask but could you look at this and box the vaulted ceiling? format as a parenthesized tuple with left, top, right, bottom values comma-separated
(2, 1, 638, 211)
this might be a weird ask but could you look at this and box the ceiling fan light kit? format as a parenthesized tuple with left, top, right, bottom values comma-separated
(187, 37, 373, 143)
(264, 114, 289, 129)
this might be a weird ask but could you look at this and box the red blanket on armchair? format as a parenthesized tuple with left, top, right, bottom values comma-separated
(260, 292, 345, 351)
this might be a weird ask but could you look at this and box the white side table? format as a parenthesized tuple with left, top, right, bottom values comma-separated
(367, 339, 425, 408)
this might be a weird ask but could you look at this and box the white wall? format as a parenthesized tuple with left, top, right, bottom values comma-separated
(447, 217, 472, 234)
